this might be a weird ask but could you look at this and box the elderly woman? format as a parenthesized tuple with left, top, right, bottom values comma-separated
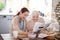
(26, 11, 45, 40)
(27, 11, 45, 32)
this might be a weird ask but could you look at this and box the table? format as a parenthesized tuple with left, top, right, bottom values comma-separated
(0, 33, 60, 40)
(0, 34, 29, 40)
(0, 34, 3, 40)
(0, 34, 13, 40)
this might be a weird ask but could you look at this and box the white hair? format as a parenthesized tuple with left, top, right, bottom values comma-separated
(31, 11, 40, 17)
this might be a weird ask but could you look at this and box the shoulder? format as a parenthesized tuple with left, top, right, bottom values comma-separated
(27, 20, 33, 25)
(38, 17, 45, 23)
(39, 17, 44, 20)
(27, 19, 33, 23)
(13, 16, 19, 20)
(12, 16, 20, 22)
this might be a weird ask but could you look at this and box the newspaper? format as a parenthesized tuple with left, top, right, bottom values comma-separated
(33, 22, 45, 32)
(32, 22, 57, 38)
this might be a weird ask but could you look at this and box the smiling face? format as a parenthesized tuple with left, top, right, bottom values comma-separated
(32, 15, 39, 22)
(32, 11, 39, 22)
(22, 11, 29, 19)
(19, 11, 29, 20)
(18, 7, 29, 20)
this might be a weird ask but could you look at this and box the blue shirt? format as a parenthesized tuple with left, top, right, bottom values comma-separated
(16, 16, 26, 32)
(19, 20, 26, 32)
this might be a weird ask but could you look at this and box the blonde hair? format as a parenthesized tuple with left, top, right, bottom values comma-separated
(32, 11, 40, 17)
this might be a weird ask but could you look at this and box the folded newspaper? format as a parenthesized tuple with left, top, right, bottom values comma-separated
(33, 22, 45, 32)
(32, 22, 57, 38)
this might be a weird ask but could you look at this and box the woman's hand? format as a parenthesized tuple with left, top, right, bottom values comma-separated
(28, 31, 34, 34)
(18, 31, 28, 35)
(18, 32, 28, 38)
(23, 32, 28, 35)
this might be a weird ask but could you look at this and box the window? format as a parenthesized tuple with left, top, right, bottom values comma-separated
(0, 0, 6, 11)
(0, 0, 52, 15)
(29, 0, 52, 14)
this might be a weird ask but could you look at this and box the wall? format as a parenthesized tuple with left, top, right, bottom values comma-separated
(0, 15, 13, 34)
(0, 0, 28, 15)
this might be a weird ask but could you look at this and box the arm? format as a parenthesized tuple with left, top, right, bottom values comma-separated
(12, 17, 27, 35)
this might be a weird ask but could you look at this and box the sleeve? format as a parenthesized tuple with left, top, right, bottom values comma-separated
(47, 24, 53, 31)
(25, 19, 28, 32)
(47, 23, 59, 32)
(38, 17, 45, 23)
